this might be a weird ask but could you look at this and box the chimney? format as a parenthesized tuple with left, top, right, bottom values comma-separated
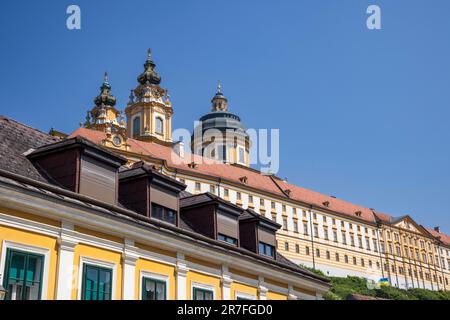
(172, 141, 185, 158)
(434, 226, 441, 233)
(27, 136, 127, 204)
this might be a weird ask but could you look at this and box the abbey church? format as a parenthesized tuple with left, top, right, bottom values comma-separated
(0, 50, 448, 300)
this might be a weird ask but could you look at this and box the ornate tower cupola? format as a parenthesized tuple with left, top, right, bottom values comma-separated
(211, 82, 228, 112)
(125, 49, 173, 146)
(84, 73, 128, 150)
(192, 83, 251, 167)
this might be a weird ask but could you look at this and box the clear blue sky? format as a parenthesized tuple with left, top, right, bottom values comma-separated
(0, 0, 449, 232)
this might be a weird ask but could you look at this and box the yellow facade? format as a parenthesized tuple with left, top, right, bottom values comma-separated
(0, 204, 314, 300)
(0, 224, 58, 300)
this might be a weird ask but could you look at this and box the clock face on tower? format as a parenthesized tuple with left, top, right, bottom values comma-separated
(113, 135, 121, 146)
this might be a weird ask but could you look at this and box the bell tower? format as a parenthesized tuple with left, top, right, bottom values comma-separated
(83, 73, 128, 149)
(124, 49, 173, 146)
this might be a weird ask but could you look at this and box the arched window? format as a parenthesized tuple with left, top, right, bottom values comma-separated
(133, 116, 141, 136)
(155, 117, 163, 135)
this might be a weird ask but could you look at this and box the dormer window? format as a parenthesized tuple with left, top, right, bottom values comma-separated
(218, 234, 238, 246)
(151, 203, 177, 225)
(259, 242, 275, 258)
(239, 176, 248, 184)
(323, 201, 330, 207)
(188, 162, 198, 169)
(355, 211, 362, 217)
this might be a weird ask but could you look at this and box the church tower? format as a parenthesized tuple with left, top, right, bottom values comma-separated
(83, 72, 128, 149)
(192, 83, 251, 167)
(124, 49, 173, 146)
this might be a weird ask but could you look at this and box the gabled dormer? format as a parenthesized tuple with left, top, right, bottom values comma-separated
(118, 161, 186, 226)
(239, 209, 281, 259)
(180, 193, 243, 246)
(26, 136, 127, 204)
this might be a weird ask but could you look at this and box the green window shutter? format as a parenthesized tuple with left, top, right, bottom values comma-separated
(3, 249, 44, 300)
(82, 264, 112, 300)
(142, 278, 166, 300)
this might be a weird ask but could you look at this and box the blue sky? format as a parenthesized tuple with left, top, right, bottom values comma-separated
(0, 0, 449, 232)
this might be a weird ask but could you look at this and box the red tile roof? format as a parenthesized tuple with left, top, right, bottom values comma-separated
(69, 127, 449, 245)
(426, 228, 450, 246)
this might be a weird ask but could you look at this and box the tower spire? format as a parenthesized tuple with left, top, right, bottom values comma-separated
(217, 81, 222, 94)
(211, 81, 228, 112)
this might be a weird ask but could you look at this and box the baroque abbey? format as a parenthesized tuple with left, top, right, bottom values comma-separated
(0, 50, 448, 300)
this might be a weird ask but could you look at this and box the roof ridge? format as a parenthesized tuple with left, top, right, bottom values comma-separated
(0, 114, 58, 141)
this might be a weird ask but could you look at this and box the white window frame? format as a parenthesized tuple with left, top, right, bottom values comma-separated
(0, 240, 51, 300)
(191, 281, 216, 300)
(139, 270, 169, 300)
(77, 256, 117, 300)
(235, 291, 256, 300)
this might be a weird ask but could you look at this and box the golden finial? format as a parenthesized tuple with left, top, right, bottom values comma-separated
(104, 71, 108, 83)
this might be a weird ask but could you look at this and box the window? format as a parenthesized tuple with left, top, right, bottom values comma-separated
(341, 221, 345, 227)
(369, 260, 373, 268)
(195, 182, 201, 191)
(295, 244, 300, 253)
(155, 117, 163, 135)
(3, 249, 44, 300)
(335, 253, 340, 262)
(271, 202, 276, 210)
(316, 249, 320, 257)
(373, 239, 378, 252)
(314, 225, 319, 238)
(313, 213, 317, 220)
(342, 231, 347, 245)
(193, 287, 214, 300)
(326, 251, 330, 260)
(260, 199, 264, 206)
(224, 188, 229, 197)
(303, 223, 309, 236)
(366, 239, 370, 250)
(361, 258, 365, 267)
(248, 195, 253, 204)
(396, 246, 401, 256)
(81, 264, 112, 300)
(258, 242, 275, 258)
(358, 236, 363, 248)
(271, 213, 277, 222)
(344, 255, 349, 263)
(218, 234, 238, 246)
(236, 192, 241, 201)
(293, 219, 298, 233)
(305, 246, 310, 256)
(284, 242, 289, 251)
(133, 116, 141, 136)
(353, 257, 357, 265)
(323, 227, 329, 240)
(350, 235, 355, 247)
(210, 185, 216, 194)
(142, 277, 166, 300)
(282, 205, 286, 212)
(238, 147, 245, 163)
(151, 203, 177, 225)
(333, 231, 338, 242)
(282, 217, 287, 230)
